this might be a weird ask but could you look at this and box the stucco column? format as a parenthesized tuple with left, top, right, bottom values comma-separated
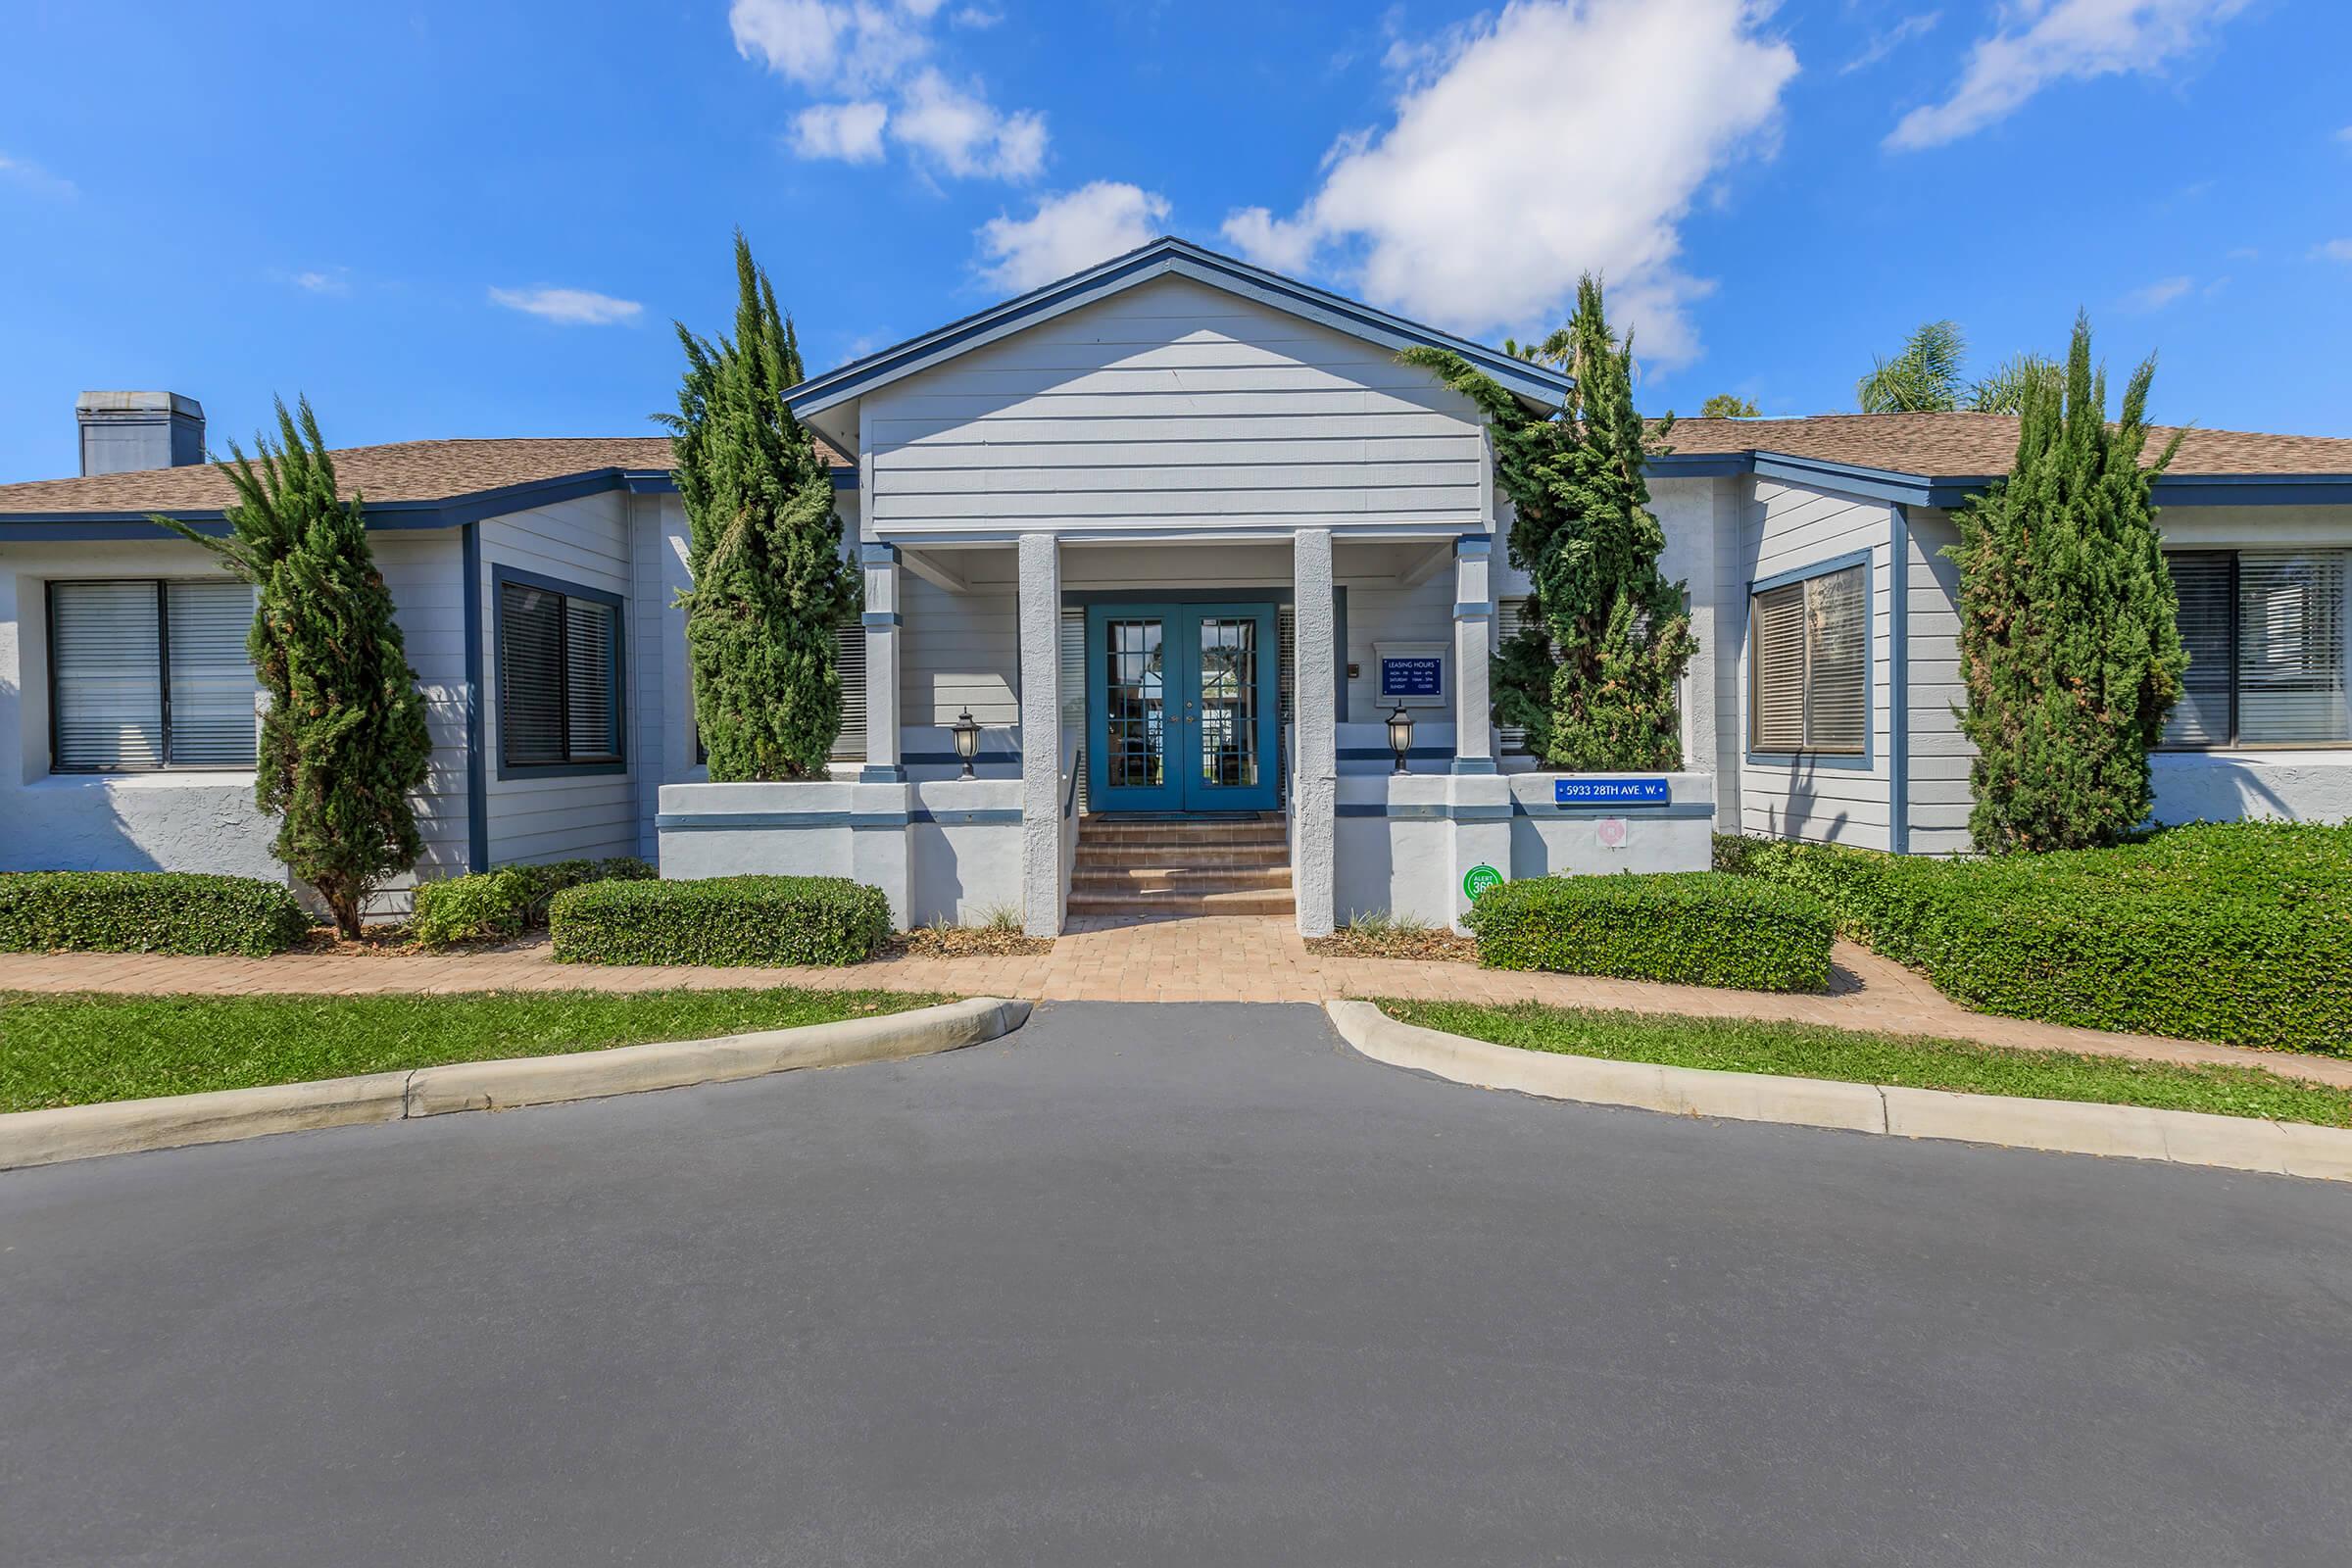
(1017, 532, 1063, 937)
(1293, 528, 1337, 937)
(1452, 534, 1495, 773)
(859, 543, 904, 783)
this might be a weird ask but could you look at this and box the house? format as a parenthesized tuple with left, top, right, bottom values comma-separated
(2, 238, 2346, 936)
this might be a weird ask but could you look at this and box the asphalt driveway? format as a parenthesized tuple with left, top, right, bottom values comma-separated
(4, 1001, 2349, 1566)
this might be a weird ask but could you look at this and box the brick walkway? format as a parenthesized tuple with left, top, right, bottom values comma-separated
(3, 916, 2345, 1090)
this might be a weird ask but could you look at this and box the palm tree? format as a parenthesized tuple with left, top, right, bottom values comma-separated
(1966, 352, 2062, 416)
(1857, 319, 1969, 412)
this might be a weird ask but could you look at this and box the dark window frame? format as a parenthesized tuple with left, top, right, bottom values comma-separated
(45, 576, 258, 775)
(493, 564, 627, 780)
(2159, 548, 2352, 752)
(1745, 554, 1873, 767)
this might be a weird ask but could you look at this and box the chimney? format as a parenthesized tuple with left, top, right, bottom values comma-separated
(75, 391, 206, 476)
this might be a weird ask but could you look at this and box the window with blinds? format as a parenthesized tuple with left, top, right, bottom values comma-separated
(2162, 549, 2350, 748)
(499, 577, 623, 770)
(48, 578, 257, 771)
(1749, 563, 1867, 757)
(1494, 598, 1540, 755)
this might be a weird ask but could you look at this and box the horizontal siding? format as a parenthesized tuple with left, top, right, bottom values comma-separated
(478, 491, 640, 865)
(1902, 507, 1974, 855)
(864, 275, 1486, 536)
(1734, 479, 1894, 851)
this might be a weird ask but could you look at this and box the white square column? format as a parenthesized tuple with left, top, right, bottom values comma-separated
(1293, 528, 1338, 937)
(1451, 534, 1496, 774)
(859, 543, 904, 783)
(1017, 532, 1063, 937)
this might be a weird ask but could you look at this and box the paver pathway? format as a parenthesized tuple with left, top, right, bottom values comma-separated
(5, 915, 2345, 1089)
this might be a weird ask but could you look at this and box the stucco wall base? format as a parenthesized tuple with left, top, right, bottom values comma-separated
(2151, 752, 2352, 826)
(1334, 771, 1716, 930)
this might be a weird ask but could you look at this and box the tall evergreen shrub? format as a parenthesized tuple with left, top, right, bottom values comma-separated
(662, 232, 857, 780)
(1947, 315, 2186, 853)
(1404, 275, 1695, 768)
(161, 398, 434, 936)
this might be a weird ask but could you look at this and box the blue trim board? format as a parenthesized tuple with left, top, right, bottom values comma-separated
(1452, 535, 1492, 557)
(1451, 602, 1492, 619)
(1888, 505, 1911, 855)
(1647, 449, 2351, 510)
(784, 236, 1572, 418)
(0, 464, 858, 541)
(461, 523, 489, 873)
(1334, 800, 1716, 821)
(489, 563, 629, 783)
(1743, 547, 1877, 773)
(657, 808, 1022, 831)
(861, 611, 903, 627)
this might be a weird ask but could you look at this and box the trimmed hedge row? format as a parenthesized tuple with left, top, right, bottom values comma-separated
(410, 857, 655, 948)
(549, 875, 892, 966)
(0, 871, 312, 956)
(1717, 825, 2352, 1054)
(1465, 871, 1836, 994)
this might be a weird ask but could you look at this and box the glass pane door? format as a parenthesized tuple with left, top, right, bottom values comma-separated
(1193, 616, 1260, 792)
(1089, 603, 1279, 813)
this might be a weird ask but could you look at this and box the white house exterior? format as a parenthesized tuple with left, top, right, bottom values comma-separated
(3, 239, 2347, 936)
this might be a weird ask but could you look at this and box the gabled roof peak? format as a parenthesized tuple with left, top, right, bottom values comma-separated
(785, 233, 1572, 422)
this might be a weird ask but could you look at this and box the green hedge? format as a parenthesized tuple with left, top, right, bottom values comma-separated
(1464, 872, 1836, 993)
(549, 875, 892, 966)
(411, 857, 655, 948)
(0, 871, 312, 956)
(1718, 825, 2352, 1054)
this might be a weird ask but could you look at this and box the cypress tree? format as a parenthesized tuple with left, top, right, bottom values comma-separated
(1404, 275, 1695, 769)
(161, 398, 434, 936)
(662, 232, 857, 780)
(1947, 314, 2186, 853)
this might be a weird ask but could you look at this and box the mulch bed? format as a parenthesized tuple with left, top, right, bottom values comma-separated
(1305, 928, 1480, 963)
(882, 927, 1055, 959)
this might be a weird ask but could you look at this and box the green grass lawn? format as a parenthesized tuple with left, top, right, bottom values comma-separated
(0, 988, 951, 1112)
(1375, 999, 2352, 1128)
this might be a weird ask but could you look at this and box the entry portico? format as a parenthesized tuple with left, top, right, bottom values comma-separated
(772, 236, 1565, 937)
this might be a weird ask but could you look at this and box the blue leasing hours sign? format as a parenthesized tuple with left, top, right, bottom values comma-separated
(1380, 657, 1444, 698)
(1555, 777, 1672, 807)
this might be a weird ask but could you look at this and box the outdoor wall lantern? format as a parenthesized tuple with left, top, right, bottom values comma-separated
(951, 707, 982, 778)
(1387, 702, 1414, 774)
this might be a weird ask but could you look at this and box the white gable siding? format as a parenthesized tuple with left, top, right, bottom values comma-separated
(1735, 478, 1895, 850)
(478, 490, 639, 865)
(860, 275, 1488, 538)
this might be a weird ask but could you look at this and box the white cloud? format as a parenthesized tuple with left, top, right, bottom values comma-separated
(2121, 274, 2192, 311)
(1217, 0, 1795, 369)
(1842, 10, 1940, 74)
(791, 100, 891, 162)
(1887, 0, 2251, 151)
(0, 151, 75, 198)
(978, 181, 1170, 292)
(2337, 124, 2352, 148)
(894, 68, 1046, 178)
(735, 0, 1044, 179)
(2316, 239, 2352, 264)
(488, 286, 645, 326)
(290, 268, 350, 296)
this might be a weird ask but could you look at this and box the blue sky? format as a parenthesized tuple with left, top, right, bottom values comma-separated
(2, 0, 2347, 484)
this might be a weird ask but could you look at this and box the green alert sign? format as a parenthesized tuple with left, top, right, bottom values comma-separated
(1462, 863, 1503, 901)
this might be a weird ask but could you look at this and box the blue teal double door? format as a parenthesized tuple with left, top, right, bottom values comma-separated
(1085, 601, 1280, 813)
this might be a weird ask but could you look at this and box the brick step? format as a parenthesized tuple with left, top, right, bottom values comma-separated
(1074, 842, 1290, 869)
(1077, 822, 1288, 848)
(1071, 865, 1293, 894)
(1066, 887, 1298, 917)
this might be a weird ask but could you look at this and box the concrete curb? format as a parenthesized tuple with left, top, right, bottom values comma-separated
(1324, 1001, 2352, 1184)
(0, 997, 1032, 1172)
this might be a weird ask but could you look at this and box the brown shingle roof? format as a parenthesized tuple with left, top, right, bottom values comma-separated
(1657, 412, 2352, 478)
(0, 434, 853, 517)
